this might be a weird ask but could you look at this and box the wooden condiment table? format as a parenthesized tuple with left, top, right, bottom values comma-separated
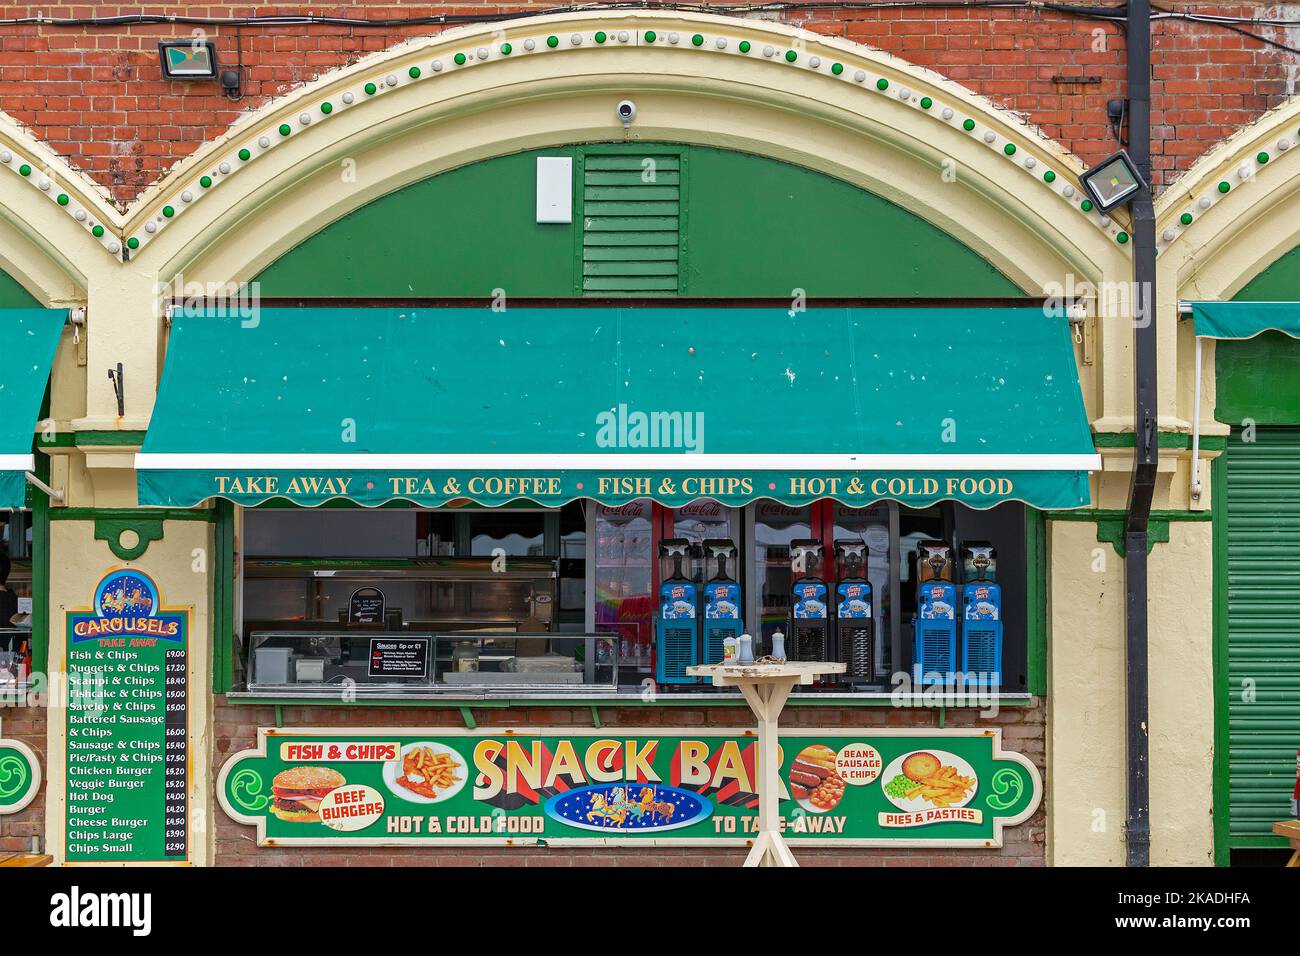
(688, 660, 847, 867)
(1272, 820, 1300, 866)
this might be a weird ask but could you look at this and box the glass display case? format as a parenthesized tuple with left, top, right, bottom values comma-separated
(246, 630, 618, 693)
(248, 630, 436, 691)
(434, 632, 617, 689)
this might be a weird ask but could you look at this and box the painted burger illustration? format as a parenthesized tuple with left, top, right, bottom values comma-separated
(270, 766, 346, 822)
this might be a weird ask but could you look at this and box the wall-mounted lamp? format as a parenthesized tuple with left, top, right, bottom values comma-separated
(1078, 149, 1146, 213)
(158, 40, 219, 80)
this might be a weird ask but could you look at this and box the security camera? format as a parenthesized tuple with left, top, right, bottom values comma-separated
(617, 100, 637, 129)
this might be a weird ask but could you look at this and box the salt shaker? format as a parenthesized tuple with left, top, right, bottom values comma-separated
(770, 630, 786, 661)
(738, 633, 755, 663)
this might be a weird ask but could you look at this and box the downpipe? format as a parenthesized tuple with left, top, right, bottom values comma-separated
(1125, 0, 1156, 868)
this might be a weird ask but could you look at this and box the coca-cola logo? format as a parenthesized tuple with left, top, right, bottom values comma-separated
(599, 502, 646, 520)
(676, 500, 722, 517)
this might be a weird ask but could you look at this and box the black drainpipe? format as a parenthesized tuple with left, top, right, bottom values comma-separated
(1125, 0, 1156, 868)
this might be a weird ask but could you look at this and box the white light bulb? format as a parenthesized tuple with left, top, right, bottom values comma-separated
(342, 91, 355, 104)
(1162, 229, 1176, 242)
(145, 221, 157, 234)
(717, 38, 728, 50)
(941, 107, 954, 120)
(571, 34, 582, 45)
(854, 70, 866, 83)
(668, 33, 679, 44)
(0, 151, 10, 163)
(763, 45, 775, 57)
(218, 161, 231, 174)
(477, 47, 489, 60)
(808, 55, 820, 68)
(1199, 196, 1212, 209)
(74, 209, 86, 221)
(299, 113, 311, 126)
(524, 39, 536, 51)
(181, 190, 194, 203)
(258, 135, 270, 149)
(385, 74, 398, 87)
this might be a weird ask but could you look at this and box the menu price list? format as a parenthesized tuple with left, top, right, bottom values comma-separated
(65, 637, 188, 862)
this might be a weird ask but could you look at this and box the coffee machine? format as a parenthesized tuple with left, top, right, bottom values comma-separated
(960, 541, 1002, 688)
(789, 540, 829, 662)
(913, 540, 957, 678)
(655, 538, 698, 685)
(701, 539, 743, 665)
(835, 540, 874, 683)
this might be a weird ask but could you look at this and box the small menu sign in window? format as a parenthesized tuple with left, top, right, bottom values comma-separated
(367, 637, 430, 680)
(348, 587, 386, 625)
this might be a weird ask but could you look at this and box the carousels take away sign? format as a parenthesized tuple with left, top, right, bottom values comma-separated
(218, 727, 1041, 848)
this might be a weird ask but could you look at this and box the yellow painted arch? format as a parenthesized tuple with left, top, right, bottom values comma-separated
(119, 10, 1131, 294)
(1158, 95, 1300, 300)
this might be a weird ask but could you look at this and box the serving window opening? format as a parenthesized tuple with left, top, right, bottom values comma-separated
(233, 496, 1033, 698)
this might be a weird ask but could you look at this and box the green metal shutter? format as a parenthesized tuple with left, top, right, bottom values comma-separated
(1224, 426, 1300, 845)
(581, 153, 681, 295)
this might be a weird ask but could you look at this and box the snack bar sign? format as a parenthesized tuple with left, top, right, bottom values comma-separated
(218, 728, 1042, 847)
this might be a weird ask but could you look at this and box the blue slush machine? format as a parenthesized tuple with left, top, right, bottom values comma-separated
(655, 538, 698, 684)
(701, 539, 742, 665)
(913, 540, 957, 679)
(960, 542, 1003, 688)
(789, 540, 829, 662)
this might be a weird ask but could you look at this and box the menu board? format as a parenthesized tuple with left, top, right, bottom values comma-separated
(64, 569, 190, 863)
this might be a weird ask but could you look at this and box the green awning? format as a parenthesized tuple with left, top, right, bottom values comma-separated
(137, 307, 1099, 509)
(1189, 301, 1300, 340)
(0, 309, 65, 508)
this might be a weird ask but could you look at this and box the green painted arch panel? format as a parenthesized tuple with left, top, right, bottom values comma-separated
(254, 144, 1022, 298)
(0, 269, 39, 308)
(1215, 243, 1300, 426)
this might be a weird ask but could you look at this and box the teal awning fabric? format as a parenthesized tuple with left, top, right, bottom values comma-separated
(0, 309, 65, 508)
(137, 307, 1099, 509)
(1190, 301, 1300, 340)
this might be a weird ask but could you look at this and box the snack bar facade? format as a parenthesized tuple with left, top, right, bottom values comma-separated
(1, 10, 1297, 866)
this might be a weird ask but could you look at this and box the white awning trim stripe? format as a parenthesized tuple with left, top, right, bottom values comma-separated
(136, 452, 1103, 472)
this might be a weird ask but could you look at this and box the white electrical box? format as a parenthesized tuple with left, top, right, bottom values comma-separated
(536, 156, 573, 223)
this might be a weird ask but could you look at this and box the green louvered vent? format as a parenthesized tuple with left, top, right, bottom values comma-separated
(582, 154, 680, 295)
(1225, 426, 1300, 845)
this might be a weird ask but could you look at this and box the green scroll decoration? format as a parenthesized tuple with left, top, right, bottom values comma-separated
(0, 753, 28, 800)
(229, 768, 271, 812)
(985, 767, 1024, 811)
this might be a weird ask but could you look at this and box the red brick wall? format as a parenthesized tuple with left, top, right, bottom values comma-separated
(0, 2, 1294, 205)
(212, 697, 1045, 866)
(0, 699, 46, 854)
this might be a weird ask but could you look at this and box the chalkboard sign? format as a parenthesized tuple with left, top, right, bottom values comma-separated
(64, 570, 190, 862)
(367, 637, 430, 680)
(348, 587, 386, 625)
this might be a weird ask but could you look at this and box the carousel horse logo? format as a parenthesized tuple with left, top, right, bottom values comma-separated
(69, 569, 187, 644)
(544, 782, 712, 834)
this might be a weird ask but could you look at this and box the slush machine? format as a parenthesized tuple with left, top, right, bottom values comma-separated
(960, 542, 1003, 687)
(789, 540, 830, 662)
(914, 540, 957, 677)
(655, 539, 698, 684)
(701, 539, 743, 666)
(835, 540, 874, 682)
